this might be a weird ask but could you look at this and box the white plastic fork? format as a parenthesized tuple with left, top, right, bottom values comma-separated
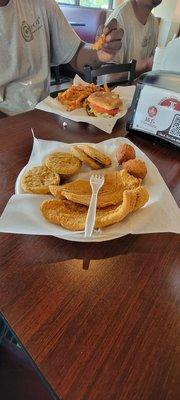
(85, 174, 105, 238)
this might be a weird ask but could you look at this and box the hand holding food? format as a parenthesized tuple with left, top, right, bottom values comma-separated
(91, 33, 106, 51)
(92, 18, 124, 64)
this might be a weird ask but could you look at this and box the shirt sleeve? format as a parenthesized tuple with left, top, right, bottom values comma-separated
(47, 0, 81, 66)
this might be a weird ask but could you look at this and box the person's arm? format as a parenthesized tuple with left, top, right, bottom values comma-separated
(135, 56, 153, 77)
(47, 2, 123, 72)
(69, 19, 124, 73)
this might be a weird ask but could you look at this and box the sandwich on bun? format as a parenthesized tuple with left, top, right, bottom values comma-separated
(85, 91, 124, 117)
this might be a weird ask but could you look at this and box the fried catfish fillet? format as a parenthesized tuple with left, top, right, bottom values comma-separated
(49, 170, 141, 208)
(41, 186, 149, 231)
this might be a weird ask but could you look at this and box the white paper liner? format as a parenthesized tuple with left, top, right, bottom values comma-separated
(0, 136, 179, 242)
(36, 75, 135, 134)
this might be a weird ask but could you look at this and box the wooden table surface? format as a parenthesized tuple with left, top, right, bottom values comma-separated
(0, 110, 180, 400)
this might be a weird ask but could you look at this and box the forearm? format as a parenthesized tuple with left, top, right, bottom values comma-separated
(135, 57, 153, 77)
(69, 42, 102, 73)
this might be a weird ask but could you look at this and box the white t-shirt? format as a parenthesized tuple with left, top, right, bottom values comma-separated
(0, 0, 81, 115)
(107, 0, 159, 64)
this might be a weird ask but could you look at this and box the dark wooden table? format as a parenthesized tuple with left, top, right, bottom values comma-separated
(0, 110, 180, 400)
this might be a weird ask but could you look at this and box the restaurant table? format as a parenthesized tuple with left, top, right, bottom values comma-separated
(0, 109, 180, 400)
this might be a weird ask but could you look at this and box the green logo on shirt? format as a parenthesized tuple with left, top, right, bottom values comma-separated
(21, 17, 42, 42)
(21, 21, 34, 42)
(142, 37, 149, 48)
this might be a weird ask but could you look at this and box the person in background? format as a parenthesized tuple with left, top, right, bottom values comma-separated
(0, 0, 123, 116)
(107, 0, 162, 76)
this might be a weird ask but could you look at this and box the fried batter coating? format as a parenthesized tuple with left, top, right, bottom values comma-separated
(82, 145, 112, 167)
(71, 146, 102, 170)
(91, 34, 106, 51)
(41, 186, 149, 231)
(21, 166, 60, 194)
(116, 143, 136, 164)
(58, 83, 106, 111)
(122, 159, 147, 179)
(45, 152, 81, 175)
(49, 170, 140, 208)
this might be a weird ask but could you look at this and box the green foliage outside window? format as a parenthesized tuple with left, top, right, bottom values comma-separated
(58, 0, 75, 4)
(80, 0, 109, 8)
(57, 0, 111, 9)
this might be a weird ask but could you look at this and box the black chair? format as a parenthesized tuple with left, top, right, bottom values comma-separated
(50, 65, 72, 86)
(83, 60, 136, 85)
(50, 65, 73, 97)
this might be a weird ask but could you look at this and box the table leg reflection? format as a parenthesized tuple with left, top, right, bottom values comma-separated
(83, 258, 91, 270)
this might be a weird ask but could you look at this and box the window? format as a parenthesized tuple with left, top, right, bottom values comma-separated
(57, 0, 113, 10)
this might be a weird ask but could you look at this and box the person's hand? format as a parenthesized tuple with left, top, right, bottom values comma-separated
(97, 18, 124, 63)
(135, 56, 154, 77)
(146, 56, 154, 70)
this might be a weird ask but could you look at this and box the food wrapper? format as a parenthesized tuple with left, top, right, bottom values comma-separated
(36, 75, 135, 134)
(0, 136, 179, 242)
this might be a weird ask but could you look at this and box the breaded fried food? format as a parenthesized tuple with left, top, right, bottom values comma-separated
(58, 83, 106, 111)
(122, 159, 147, 179)
(119, 169, 141, 188)
(45, 152, 81, 175)
(82, 145, 112, 167)
(41, 186, 149, 231)
(21, 166, 60, 194)
(49, 170, 140, 208)
(116, 143, 136, 164)
(91, 34, 106, 51)
(71, 146, 102, 170)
